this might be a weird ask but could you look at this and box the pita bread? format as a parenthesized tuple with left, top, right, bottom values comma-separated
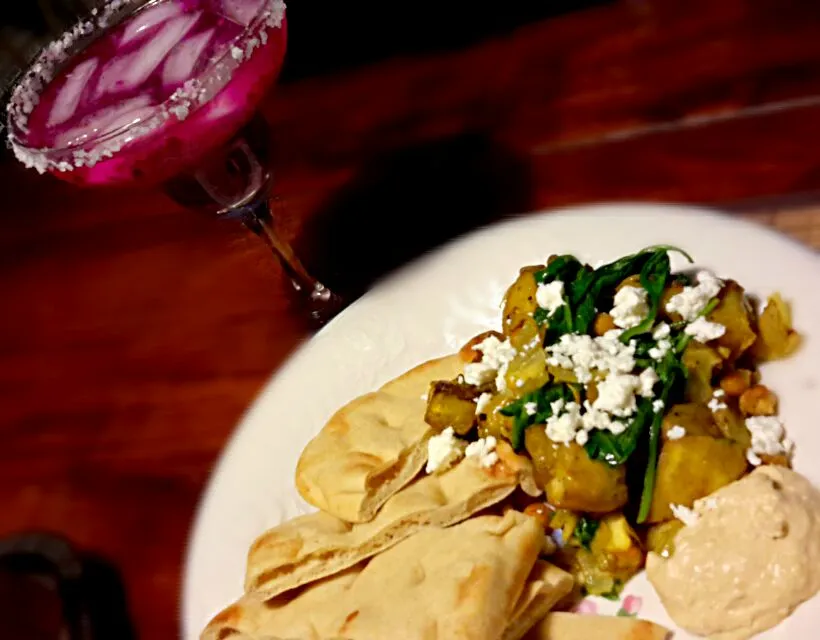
(203, 511, 547, 640)
(502, 562, 574, 640)
(295, 354, 466, 523)
(245, 453, 520, 597)
(522, 612, 672, 640)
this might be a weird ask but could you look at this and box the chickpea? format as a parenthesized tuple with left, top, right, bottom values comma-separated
(739, 384, 778, 416)
(593, 313, 616, 336)
(523, 502, 553, 530)
(616, 274, 642, 291)
(720, 370, 752, 397)
(760, 454, 791, 468)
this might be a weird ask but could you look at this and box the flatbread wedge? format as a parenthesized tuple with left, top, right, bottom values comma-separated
(522, 612, 672, 640)
(295, 354, 465, 523)
(203, 510, 547, 640)
(245, 452, 521, 597)
(502, 562, 574, 640)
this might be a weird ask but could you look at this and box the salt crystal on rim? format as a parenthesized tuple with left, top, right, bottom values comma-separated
(6, 0, 286, 173)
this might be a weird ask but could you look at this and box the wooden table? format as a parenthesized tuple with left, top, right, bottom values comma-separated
(1, 0, 819, 637)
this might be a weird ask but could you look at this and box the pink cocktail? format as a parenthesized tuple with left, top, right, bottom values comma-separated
(7, 0, 341, 321)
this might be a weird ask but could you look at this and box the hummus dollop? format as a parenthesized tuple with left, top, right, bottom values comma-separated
(646, 465, 820, 640)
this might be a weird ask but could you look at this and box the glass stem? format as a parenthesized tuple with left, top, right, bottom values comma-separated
(236, 195, 334, 304)
(187, 129, 344, 324)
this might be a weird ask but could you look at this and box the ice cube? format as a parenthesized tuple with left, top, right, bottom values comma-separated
(54, 95, 155, 148)
(162, 28, 214, 86)
(96, 12, 202, 97)
(218, 0, 267, 26)
(120, 0, 184, 45)
(46, 57, 98, 128)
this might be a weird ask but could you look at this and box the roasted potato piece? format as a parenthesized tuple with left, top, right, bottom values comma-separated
(590, 514, 644, 575)
(739, 384, 778, 416)
(682, 341, 723, 404)
(555, 514, 643, 598)
(459, 330, 504, 363)
(502, 266, 541, 336)
(647, 435, 747, 523)
(662, 403, 721, 439)
(524, 427, 558, 490)
(750, 293, 802, 361)
(711, 405, 752, 449)
(509, 315, 544, 351)
(424, 381, 480, 435)
(706, 280, 757, 362)
(503, 348, 550, 398)
(525, 432, 628, 513)
(477, 393, 513, 440)
(646, 520, 683, 558)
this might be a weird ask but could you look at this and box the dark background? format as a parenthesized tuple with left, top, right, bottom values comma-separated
(0, 0, 610, 90)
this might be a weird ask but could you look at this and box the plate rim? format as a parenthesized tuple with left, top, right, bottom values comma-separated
(181, 201, 819, 639)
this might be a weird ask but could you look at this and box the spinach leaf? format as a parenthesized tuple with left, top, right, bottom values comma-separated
(619, 250, 671, 343)
(636, 352, 687, 523)
(584, 398, 654, 466)
(574, 515, 600, 550)
(536, 246, 691, 343)
(500, 384, 578, 451)
(534, 255, 583, 284)
(672, 295, 722, 354)
(570, 246, 690, 337)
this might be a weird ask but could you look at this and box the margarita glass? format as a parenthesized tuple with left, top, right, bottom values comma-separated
(6, 0, 341, 322)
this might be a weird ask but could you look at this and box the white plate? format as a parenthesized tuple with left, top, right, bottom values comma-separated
(182, 203, 820, 639)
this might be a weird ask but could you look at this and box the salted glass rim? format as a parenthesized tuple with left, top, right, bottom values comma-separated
(5, 0, 286, 173)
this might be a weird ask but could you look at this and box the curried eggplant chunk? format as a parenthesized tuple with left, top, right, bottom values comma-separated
(424, 381, 480, 435)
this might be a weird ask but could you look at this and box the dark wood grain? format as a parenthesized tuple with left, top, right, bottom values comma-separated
(1, 0, 820, 637)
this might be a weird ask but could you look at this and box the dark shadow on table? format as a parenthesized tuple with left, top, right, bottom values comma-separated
(295, 131, 533, 301)
(280, 0, 612, 83)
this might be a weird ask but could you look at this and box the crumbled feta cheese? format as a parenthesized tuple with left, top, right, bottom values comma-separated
(463, 335, 517, 389)
(649, 338, 672, 360)
(639, 367, 660, 397)
(666, 271, 723, 321)
(667, 425, 686, 440)
(462, 362, 494, 386)
(545, 401, 583, 444)
(475, 392, 493, 415)
(652, 323, 671, 340)
(580, 400, 627, 435)
(465, 436, 499, 468)
(535, 280, 565, 316)
(575, 430, 589, 446)
(746, 416, 792, 460)
(685, 317, 726, 343)
(707, 396, 727, 412)
(550, 398, 565, 415)
(746, 448, 763, 466)
(545, 330, 636, 384)
(524, 401, 537, 416)
(671, 503, 700, 526)
(610, 286, 649, 329)
(593, 373, 640, 417)
(426, 427, 465, 473)
(713, 388, 725, 398)
(653, 398, 665, 413)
